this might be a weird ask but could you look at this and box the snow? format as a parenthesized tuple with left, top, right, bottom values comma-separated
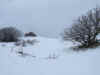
(0, 37, 100, 75)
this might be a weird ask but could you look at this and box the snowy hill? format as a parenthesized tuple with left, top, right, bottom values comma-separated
(0, 37, 100, 75)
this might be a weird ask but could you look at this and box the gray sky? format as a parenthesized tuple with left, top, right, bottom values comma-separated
(0, 0, 98, 37)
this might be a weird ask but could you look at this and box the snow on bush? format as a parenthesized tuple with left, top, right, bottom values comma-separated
(0, 27, 22, 42)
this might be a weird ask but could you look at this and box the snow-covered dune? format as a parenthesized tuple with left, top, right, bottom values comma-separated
(0, 37, 100, 75)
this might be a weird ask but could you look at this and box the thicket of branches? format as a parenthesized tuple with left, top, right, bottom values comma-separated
(64, 7, 100, 48)
(0, 27, 22, 42)
(25, 32, 37, 37)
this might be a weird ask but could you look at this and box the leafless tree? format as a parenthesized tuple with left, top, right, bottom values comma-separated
(64, 7, 100, 48)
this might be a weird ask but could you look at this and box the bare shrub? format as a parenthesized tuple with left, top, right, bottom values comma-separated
(26, 39, 38, 45)
(25, 32, 37, 37)
(45, 53, 60, 60)
(15, 39, 38, 47)
(64, 7, 100, 48)
(0, 27, 22, 42)
(15, 41, 22, 46)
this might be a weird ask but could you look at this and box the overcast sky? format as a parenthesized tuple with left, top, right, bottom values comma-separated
(0, 0, 98, 37)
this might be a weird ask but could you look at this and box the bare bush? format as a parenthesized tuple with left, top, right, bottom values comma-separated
(64, 7, 100, 48)
(27, 39, 38, 45)
(0, 27, 22, 42)
(25, 32, 37, 37)
(15, 41, 22, 46)
(45, 53, 60, 60)
(14, 39, 38, 47)
(15, 40, 26, 47)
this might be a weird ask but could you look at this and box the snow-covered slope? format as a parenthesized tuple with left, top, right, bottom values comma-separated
(0, 37, 100, 75)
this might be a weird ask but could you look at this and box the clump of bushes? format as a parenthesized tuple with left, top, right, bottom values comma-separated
(25, 32, 37, 37)
(15, 39, 38, 47)
(0, 27, 22, 42)
(64, 7, 100, 49)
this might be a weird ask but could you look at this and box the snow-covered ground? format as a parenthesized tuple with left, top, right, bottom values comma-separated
(0, 37, 100, 75)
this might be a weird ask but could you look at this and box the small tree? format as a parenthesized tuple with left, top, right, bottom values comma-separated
(0, 27, 22, 42)
(64, 7, 100, 48)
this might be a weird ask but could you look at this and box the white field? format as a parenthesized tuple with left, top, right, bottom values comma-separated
(0, 37, 100, 75)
